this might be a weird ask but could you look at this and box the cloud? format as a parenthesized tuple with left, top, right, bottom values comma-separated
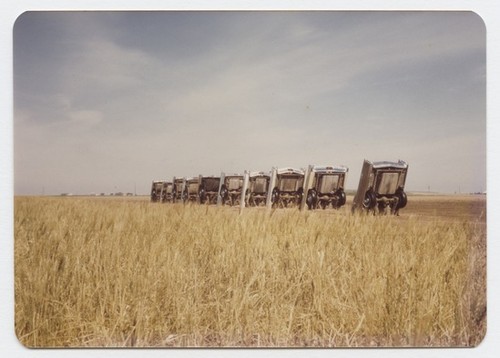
(68, 110, 103, 127)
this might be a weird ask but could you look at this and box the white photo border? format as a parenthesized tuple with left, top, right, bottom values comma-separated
(1, 1, 498, 357)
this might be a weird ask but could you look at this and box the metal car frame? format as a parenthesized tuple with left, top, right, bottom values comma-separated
(247, 171, 271, 207)
(199, 176, 221, 205)
(305, 165, 348, 210)
(271, 168, 305, 208)
(352, 159, 409, 215)
(150, 180, 165, 202)
(219, 174, 244, 206)
(185, 177, 201, 203)
(161, 182, 174, 203)
(172, 177, 186, 203)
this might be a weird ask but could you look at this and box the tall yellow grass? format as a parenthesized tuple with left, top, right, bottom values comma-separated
(14, 196, 486, 347)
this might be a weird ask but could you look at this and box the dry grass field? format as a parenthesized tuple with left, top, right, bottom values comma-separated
(14, 194, 486, 347)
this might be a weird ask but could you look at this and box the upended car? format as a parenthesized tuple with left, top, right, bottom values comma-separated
(247, 171, 271, 207)
(150, 180, 165, 202)
(172, 177, 186, 203)
(162, 182, 175, 203)
(219, 174, 244, 206)
(184, 176, 201, 203)
(198, 176, 221, 204)
(352, 159, 409, 215)
(305, 165, 348, 210)
(271, 168, 305, 208)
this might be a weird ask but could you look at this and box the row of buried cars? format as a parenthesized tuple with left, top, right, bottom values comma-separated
(150, 159, 409, 214)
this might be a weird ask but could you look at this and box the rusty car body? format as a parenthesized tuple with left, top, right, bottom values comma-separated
(352, 160, 409, 215)
(271, 168, 305, 208)
(161, 182, 174, 203)
(150, 180, 165, 202)
(247, 171, 271, 207)
(172, 177, 186, 203)
(185, 177, 201, 203)
(199, 176, 221, 204)
(305, 165, 348, 210)
(219, 174, 244, 206)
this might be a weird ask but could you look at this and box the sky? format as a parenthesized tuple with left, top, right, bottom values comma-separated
(13, 11, 486, 195)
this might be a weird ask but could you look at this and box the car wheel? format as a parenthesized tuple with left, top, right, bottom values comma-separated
(296, 188, 304, 206)
(362, 191, 377, 209)
(306, 189, 317, 210)
(220, 185, 228, 205)
(337, 189, 346, 207)
(396, 190, 407, 209)
(271, 188, 279, 205)
(199, 187, 206, 204)
(378, 201, 387, 214)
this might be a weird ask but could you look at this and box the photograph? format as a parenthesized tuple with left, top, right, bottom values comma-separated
(13, 10, 486, 348)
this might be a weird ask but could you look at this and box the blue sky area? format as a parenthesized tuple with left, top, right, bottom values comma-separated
(13, 11, 486, 195)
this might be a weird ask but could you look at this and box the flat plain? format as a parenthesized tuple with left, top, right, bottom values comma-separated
(14, 194, 486, 347)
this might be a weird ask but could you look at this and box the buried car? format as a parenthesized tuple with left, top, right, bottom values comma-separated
(305, 165, 348, 210)
(199, 176, 221, 204)
(161, 181, 174, 203)
(271, 168, 305, 208)
(352, 159, 409, 215)
(219, 174, 244, 206)
(247, 171, 271, 207)
(185, 176, 201, 203)
(172, 177, 186, 203)
(150, 180, 165, 202)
